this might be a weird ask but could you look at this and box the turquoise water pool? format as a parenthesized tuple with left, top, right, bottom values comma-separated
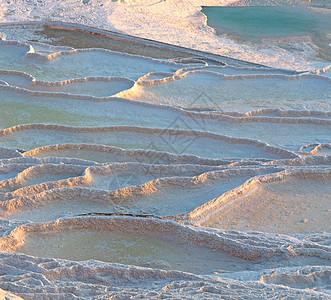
(203, 6, 330, 39)
(202, 6, 331, 61)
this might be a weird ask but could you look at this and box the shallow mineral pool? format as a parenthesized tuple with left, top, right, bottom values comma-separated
(203, 6, 331, 62)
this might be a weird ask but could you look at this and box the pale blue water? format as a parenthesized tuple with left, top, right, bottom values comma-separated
(202, 6, 331, 61)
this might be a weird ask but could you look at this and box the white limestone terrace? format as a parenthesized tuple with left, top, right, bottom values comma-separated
(0, 67, 329, 152)
(0, 22, 329, 299)
(0, 0, 330, 72)
(118, 71, 331, 112)
(0, 164, 283, 219)
(0, 124, 300, 160)
(0, 38, 207, 82)
(0, 220, 329, 299)
(1, 86, 330, 151)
